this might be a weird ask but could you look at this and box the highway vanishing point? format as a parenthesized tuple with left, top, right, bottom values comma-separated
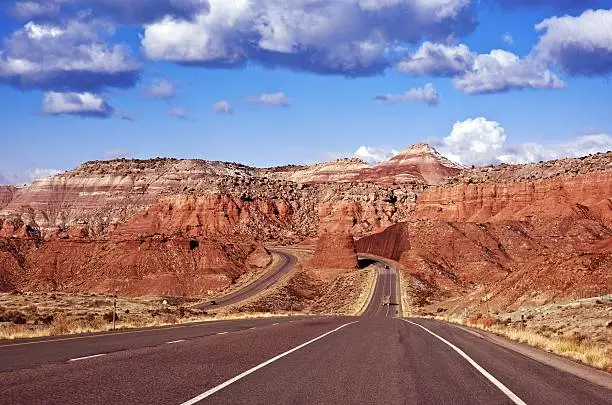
(0, 252, 610, 405)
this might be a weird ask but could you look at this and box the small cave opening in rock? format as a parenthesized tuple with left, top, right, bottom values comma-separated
(189, 239, 199, 251)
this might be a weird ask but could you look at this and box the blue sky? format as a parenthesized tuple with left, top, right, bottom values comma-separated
(0, 0, 611, 183)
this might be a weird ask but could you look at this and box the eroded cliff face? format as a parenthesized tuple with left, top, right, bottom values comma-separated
(414, 171, 612, 227)
(356, 215, 611, 309)
(0, 186, 16, 210)
(356, 152, 612, 309)
(0, 160, 421, 243)
(0, 196, 273, 296)
(310, 203, 359, 270)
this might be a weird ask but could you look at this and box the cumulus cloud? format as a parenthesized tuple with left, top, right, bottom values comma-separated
(441, 117, 507, 166)
(247, 92, 290, 107)
(212, 100, 232, 114)
(145, 79, 176, 100)
(534, 9, 612, 76)
(374, 82, 441, 106)
(354, 146, 400, 165)
(396, 42, 474, 76)
(168, 106, 188, 119)
(42, 91, 115, 118)
(453, 49, 564, 94)
(140, 0, 476, 77)
(398, 42, 564, 94)
(0, 19, 140, 92)
(7, 0, 210, 24)
(437, 117, 612, 166)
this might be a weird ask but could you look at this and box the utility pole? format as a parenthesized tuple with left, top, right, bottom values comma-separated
(112, 296, 117, 331)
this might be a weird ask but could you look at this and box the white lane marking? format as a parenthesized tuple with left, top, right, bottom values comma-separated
(272, 323, 279, 326)
(68, 353, 106, 362)
(179, 321, 359, 405)
(249, 327, 256, 330)
(217, 332, 229, 335)
(166, 340, 185, 344)
(402, 320, 527, 405)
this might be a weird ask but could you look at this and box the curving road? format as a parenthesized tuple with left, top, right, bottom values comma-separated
(195, 248, 297, 311)
(1, 251, 610, 405)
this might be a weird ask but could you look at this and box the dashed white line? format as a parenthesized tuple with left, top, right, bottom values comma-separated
(179, 321, 359, 405)
(217, 332, 229, 335)
(249, 327, 256, 330)
(166, 340, 185, 344)
(68, 353, 106, 362)
(402, 320, 527, 405)
(272, 323, 279, 326)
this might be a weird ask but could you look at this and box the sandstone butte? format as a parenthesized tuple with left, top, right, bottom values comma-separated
(1, 145, 610, 310)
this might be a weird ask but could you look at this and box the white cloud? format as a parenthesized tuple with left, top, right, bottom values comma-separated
(534, 8, 612, 76)
(247, 92, 290, 106)
(437, 117, 612, 166)
(375, 82, 441, 106)
(42, 91, 114, 118)
(396, 42, 474, 76)
(354, 146, 400, 165)
(145, 79, 176, 100)
(453, 49, 564, 94)
(9, 1, 60, 19)
(397, 42, 564, 94)
(140, 0, 476, 76)
(442, 117, 507, 166)
(502, 32, 514, 46)
(213, 100, 233, 114)
(168, 106, 188, 119)
(0, 19, 140, 92)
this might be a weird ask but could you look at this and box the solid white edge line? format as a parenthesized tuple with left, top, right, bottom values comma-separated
(166, 340, 185, 344)
(402, 320, 527, 405)
(179, 321, 359, 405)
(216, 332, 228, 335)
(68, 353, 106, 362)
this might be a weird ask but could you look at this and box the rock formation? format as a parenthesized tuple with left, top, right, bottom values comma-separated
(310, 203, 359, 270)
(357, 151, 612, 309)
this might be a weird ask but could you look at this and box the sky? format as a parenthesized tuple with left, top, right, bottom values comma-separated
(0, 0, 611, 184)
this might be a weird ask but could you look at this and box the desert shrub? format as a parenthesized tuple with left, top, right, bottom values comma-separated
(39, 314, 54, 325)
(102, 311, 119, 323)
(0, 311, 27, 324)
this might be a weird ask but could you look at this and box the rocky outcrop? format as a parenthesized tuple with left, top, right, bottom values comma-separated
(263, 144, 462, 186)
(310, 203, 358, 270)
(356, 216, 611, 309)
(357, 152, 612, 309)
(0, 186, 16, 210)
(0, 195, 273, 296)
(414, 169, 612, 228)
(263, 158, 371, 184)
(358, 144, 463, 185)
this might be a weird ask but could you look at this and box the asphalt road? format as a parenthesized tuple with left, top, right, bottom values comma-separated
(195, 249, 296, 311)
(360, 260, 400, 318)
(1, 257, 610, 405)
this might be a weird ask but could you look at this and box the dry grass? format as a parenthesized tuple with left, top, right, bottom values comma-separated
(0, 291, 298, 340)
(435, 314, 612, 372)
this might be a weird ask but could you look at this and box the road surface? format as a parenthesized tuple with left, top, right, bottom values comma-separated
(360, 259, 401, 317)
(195, 249, 296, 311)
(1, 259, 610, 405)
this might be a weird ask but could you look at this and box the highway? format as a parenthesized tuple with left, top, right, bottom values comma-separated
(1, 260, 610, 404)
(195, 248, 296, 311)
